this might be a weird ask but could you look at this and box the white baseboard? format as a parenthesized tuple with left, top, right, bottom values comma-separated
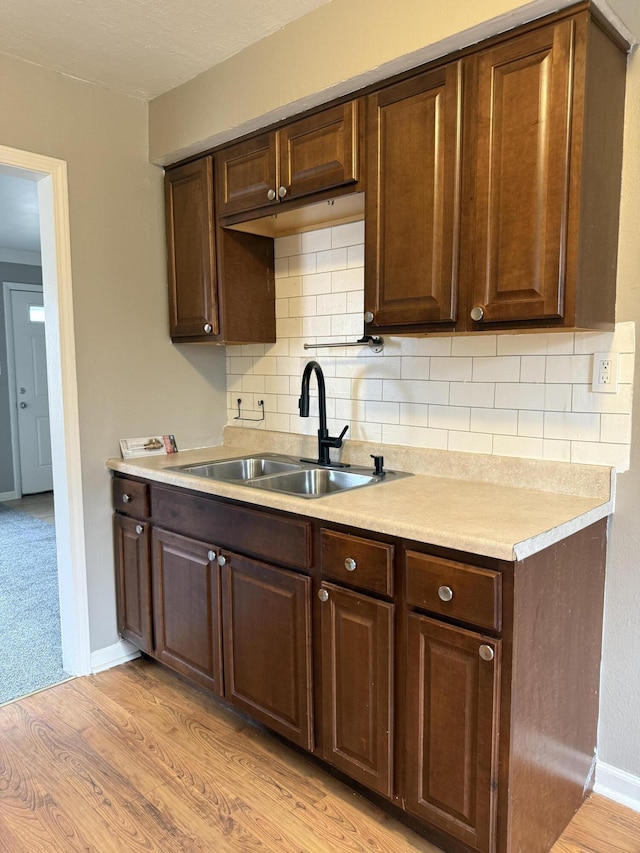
(594, 760, 640, 813)
(90, 638, 140, 674)
(0, 490, 19, 502)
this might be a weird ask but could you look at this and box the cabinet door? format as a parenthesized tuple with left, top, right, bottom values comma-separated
(216, 133, 277, 217)
(279, 101, 359, 202)
(222, 553, 314, 750)
(468, 19, 575, 325)
(164, 157, 219, 339)
(113, 514, 153, 654)
(405, 613, 500, 853)
(151, 528, 223, 695)
(319, 582, 394, 798)
(365, 62, 462, 329)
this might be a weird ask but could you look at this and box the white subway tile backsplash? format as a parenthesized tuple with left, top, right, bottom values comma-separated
(471, 408, 519, 436)
(430, 357, 473, 382)
(224, 227, 634, 472)
(332, 221, 365, 247)
(449, 431, 494, 454)
(451, 336, 497, 357)
(472, 356, 521, 383)
(544, 412, 600, 442)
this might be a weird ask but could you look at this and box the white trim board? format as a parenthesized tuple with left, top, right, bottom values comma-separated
(595, 761, 640, 814)
(0, 491, 19, 502)
(90, 639, 141, 674)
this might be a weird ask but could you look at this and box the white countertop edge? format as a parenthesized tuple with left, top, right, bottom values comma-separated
(512, 501, 613, 561)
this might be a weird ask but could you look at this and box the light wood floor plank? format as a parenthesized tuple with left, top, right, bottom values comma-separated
(0, 658, 638, 853)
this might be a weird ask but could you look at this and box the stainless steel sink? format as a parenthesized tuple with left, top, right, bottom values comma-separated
(248, 467, 378, 498)
(171, 454, 303, 481)
(169, 452, 410, 498)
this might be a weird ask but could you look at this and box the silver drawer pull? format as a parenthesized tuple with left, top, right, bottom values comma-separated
(318, 588, 329, 602)
(135, 524, 143, 535)
(438, 585, 453, 602)
(344, 557, 357, 572)
(122, 494, 132, 504)
(207, 550, 216, 562)
(217, 554, 227, 567)
(479, 644, 494, 662)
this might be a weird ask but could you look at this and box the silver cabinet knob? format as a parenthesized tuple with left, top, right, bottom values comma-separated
(438, 585, 453, 602)
(470, 306, 484, 322)
(217, 554, 226, 567)
(479, 644, 494, 662)
(278, 186, 287, 199)
(135, 524, 143, 535)
(122, 494, 132, 504)
(344, 557, 357, 572)
(267, 188, 276, 201)
(19, 402, 27, 409)
(364, 311, 374, 324)
(318, 588, 329, 602)
(207, 550, 216, 562)
(203, 323, 213, 334)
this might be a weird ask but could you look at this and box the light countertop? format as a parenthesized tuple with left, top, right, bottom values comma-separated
(107, 428, 613, 562)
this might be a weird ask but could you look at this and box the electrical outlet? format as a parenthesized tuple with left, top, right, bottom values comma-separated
(592, 352, 619, 393)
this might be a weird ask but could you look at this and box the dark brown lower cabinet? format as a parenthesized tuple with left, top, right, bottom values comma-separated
(151, 528, 223, 695)
(222, 552, 314, 750)
(113, 514, 153, 654)
(319, 582, 394, 798)
(405, 613, 501, 853)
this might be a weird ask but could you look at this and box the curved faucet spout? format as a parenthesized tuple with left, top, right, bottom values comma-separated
(298, 360, 348, 466)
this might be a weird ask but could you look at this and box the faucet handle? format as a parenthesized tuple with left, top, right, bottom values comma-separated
(324, 424, 349, 449)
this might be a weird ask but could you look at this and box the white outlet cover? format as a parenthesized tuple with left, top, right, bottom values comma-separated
(592, 352, 619, 394)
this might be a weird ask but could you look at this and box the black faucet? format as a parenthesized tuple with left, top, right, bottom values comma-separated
(298, 361, 348, 466)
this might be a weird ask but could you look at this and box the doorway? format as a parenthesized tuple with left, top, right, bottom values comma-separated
(0, 145, 90, 679)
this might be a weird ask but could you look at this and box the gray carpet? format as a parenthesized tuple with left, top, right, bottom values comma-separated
(0, 502, 68, 704)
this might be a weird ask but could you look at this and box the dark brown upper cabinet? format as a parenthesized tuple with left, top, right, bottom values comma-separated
(165, 156, 275, 344)
(217, 100, 362, 221)
(365, 8, 627, 336)
(365, 63, 463, 329)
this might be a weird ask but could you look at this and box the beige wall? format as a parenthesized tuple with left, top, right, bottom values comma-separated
(148, 0, 640, 781)
(0, 53, 228, 653)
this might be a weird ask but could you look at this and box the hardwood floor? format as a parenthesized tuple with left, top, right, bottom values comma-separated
(0, 658, 638, 853)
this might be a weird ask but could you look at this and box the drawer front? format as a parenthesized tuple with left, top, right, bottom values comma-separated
(112, 476, 150, 519)
(406, 551, 501, 632)
(321, 529, 394, 597)
(152, 485, 312, 570)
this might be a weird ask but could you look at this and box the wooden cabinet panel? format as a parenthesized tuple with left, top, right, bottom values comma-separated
(405, 613, 500, 853)
(406, 551, 502, 632)
(320, 582, 394, 797)
(365, 63, 462, 329)
(217, 133, 277, 218)
(222, 553, 314, 750)
(279, 101, 359, 201)
(321, 528, 393, 597)
(151, 528, 223, 695)
(468, 19, 574, 325)
(151, 484, 312, 569)
(112, 476, 149, 519)
(165, 157, 219, 339)
(113, 514, 153, 654)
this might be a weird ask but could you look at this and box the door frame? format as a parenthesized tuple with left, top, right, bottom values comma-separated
(0, 144, 91, 677)
(3, 281, 46, 500)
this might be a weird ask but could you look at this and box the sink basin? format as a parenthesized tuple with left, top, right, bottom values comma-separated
(248, 467, 379, 498)
(169, 453, 410, 498)
(172, 455, 303, 481)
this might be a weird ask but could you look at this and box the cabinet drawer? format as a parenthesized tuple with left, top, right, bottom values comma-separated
(406, 551, 501, 632)
(321, 529, 393, 597)
(112, 476, 150, 519)
(152, 485, 312, 570)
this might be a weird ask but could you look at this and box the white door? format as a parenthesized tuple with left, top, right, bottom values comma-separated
(11, 288, 53, 494)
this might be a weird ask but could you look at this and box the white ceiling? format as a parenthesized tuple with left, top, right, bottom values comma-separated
(0, 0, 331, 257)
